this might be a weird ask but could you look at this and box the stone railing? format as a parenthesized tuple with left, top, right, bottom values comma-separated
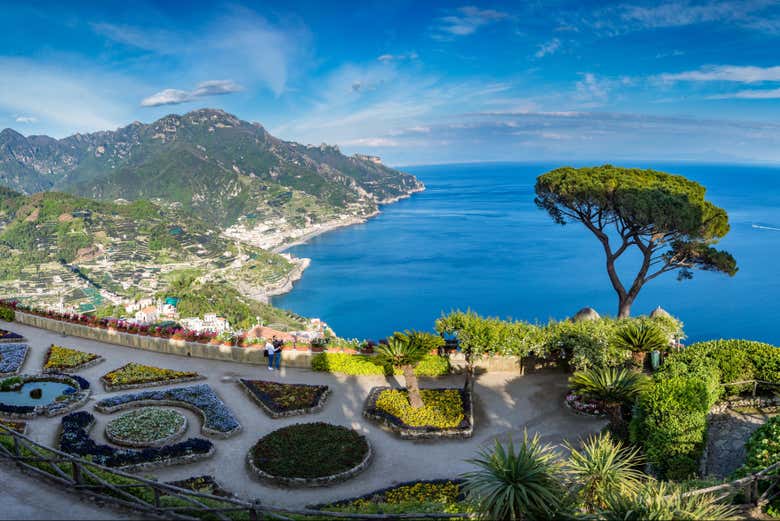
(11, 311, 527, 373)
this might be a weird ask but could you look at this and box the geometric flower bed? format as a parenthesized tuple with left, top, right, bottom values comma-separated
(237, 379, 330, 418)
(60, 411, 213, 471)
(246, 422, 372, 487)
(363, 386, 474, 439)
(105, 407, 187, 448)
(0, 344, 29, 377)
(42, 345, 104, 373)
(0, 329, 25, 343)
(0, 373, 90, 418)
(313, 479, 467, 514)
(0, 418, 27, 434)
(100, 363, 204, 392)
(95, 384, 241, 438)
(564, 392, 606, 417)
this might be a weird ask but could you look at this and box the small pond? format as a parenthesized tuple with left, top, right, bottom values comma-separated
(0, 381, 76, 407)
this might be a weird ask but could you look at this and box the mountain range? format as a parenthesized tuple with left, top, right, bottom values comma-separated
(0, 109, 423, 228)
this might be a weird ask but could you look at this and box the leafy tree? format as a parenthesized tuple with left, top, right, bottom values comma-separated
(535, 165, 737, 317)
(462, 432, 565, 520)
(376, 331, 443, 408)
(564, 432, 644, 511)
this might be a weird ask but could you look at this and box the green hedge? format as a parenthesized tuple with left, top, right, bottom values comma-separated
(311, 353, 450, 377)
(734, 416, 780, 478)
(630, 339, 780, 479)
(0, 307, 14, 322)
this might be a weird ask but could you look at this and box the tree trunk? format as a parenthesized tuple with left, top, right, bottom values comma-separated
(618, 297, 633, 318)
(403, 365, 425, 408)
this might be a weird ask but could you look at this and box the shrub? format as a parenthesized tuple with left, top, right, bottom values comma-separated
(600, 480, 739, 520)
(375, 389, 464, 429)
(318, 480, 466, 515)
(734, 416, 780, 478)
(311, 353, 450, 377)
(249, 423, 369, 479)
(629, 365, 720, 479)
(0, 307, 14, 322)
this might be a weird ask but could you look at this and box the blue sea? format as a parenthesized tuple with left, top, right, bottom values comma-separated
(273, 163, 780, 345)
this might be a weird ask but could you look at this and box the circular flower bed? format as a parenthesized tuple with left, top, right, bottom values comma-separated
(564, 392, 606, 416)
(247, 422, 371, 487)
(105, 407, 187, 447)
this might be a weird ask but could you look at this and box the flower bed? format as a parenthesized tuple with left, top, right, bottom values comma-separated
(60, 411, 213, 471)
(167, 475, 234, 498)
(95, 384, 241, 438)
(313, 479, 467, 515)
(0, 418, 27, 434)
(247, 422, 372, 487)
(42, 345, 103, 373)
(105, 407, 187, 448)
(0, 329, 25, 343)
(364, 386, 474, 439)
(100, 363, 204, 392)
(238, 379, 330, 418)
(311, 352, 450, 376)
(564, 392, 606, 417)
(0, 344, 29, 377)
(0, 373, 90, 418)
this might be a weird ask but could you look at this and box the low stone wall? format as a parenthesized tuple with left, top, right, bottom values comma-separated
(12, 312, 528, 373)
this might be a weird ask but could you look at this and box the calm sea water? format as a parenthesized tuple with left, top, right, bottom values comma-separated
(273, 163, 780, 344)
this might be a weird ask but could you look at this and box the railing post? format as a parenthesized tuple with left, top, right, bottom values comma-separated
(12, 435, 20, 457)
(249, 500, 264, 521)
(153, 486, 161, 508)
(72, 461, 82, 485)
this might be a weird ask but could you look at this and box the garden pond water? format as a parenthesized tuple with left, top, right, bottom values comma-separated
(0, 381, 76, 407)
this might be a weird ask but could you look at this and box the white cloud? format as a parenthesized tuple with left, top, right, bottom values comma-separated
(341, 137, 401, 147)
(432, 6, 508, 38)
(14, 115, 37, 123)
(659, 65, 780, 83)
(377, 52, 418, 62)
(575, 73, 612, 104)
(709, 88, 780, 99)
(141, 80, 243, 107)
(534, 38, 561, 58)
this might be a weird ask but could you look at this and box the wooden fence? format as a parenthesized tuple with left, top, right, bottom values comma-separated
(0, 424, 469, 520)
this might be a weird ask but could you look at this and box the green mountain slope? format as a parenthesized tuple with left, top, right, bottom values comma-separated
(0, 109, 423, 228)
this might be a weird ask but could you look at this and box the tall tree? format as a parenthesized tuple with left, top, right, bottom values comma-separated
(376, 330, 442, 408)
(535, 165, 737, 317)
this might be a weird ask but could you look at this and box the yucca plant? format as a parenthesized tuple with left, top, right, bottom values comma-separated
(613, 322, 669, 369)
(599, 480, 739, 520)
(564, 432, 645, 511)
(462, 432, 565, 520)
(376, 330, 443, 408)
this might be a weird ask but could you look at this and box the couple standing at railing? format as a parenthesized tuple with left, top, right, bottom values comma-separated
(265, 336, 283, 371)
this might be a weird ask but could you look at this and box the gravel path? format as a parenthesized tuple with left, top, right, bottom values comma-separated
(0, 319, 605, 519)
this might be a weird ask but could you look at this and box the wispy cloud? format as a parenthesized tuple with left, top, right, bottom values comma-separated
(432, 6, 508, 39)
(709, 88, 780, 99)
(14, 115, 37, 123)
(534, 38, 561, 58)
(377, 52, 418, 62)
(141, 80, 243, 107)
(659, 64, 780, 83)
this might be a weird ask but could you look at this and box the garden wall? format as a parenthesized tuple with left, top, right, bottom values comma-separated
(10, 312, 526, 373)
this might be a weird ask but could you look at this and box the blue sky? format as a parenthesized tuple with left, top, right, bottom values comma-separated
(2, 0, 780, 165)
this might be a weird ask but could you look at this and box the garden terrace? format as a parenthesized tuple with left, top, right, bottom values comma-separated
(0, 373, 90, 418)
(364, 386, 474, 439)
(42, 344, 103, 373)
(59, 411, 214, 471)
(0, 343, 29, 376)
(94, 384, 241, 438)
(247, 422, 372, 487)
(100, 362, 204, 392)
(238, 379, 330, 418)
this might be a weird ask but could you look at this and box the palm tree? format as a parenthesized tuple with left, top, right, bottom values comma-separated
(376, 330, 442, 408)
(569, 366, 648, 430)
(564, 432, 644, 511)
(600, 480, 739, 520)
(461, 432, 565, 520)
(613, 321, 669, 369)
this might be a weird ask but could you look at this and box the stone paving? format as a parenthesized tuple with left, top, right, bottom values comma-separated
(704, 408, 777, 478)
(0, 319, 606, 520)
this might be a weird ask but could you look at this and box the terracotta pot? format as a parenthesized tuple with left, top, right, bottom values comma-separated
(311, 346, 325, 353)
(295, 345, 310, 351)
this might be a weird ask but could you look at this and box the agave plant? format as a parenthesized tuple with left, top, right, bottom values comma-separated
(375, 330, 443, 408)
(599, 480, 740, 521)
(613, 322, 669, 369)
(564, 432, 645, 511)
(461, 432, 565, 520)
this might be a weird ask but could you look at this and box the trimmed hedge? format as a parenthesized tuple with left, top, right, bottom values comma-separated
(630, 339, 780, 479)
(0, 307, 14, 322)
(311, 353, 450, 377)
